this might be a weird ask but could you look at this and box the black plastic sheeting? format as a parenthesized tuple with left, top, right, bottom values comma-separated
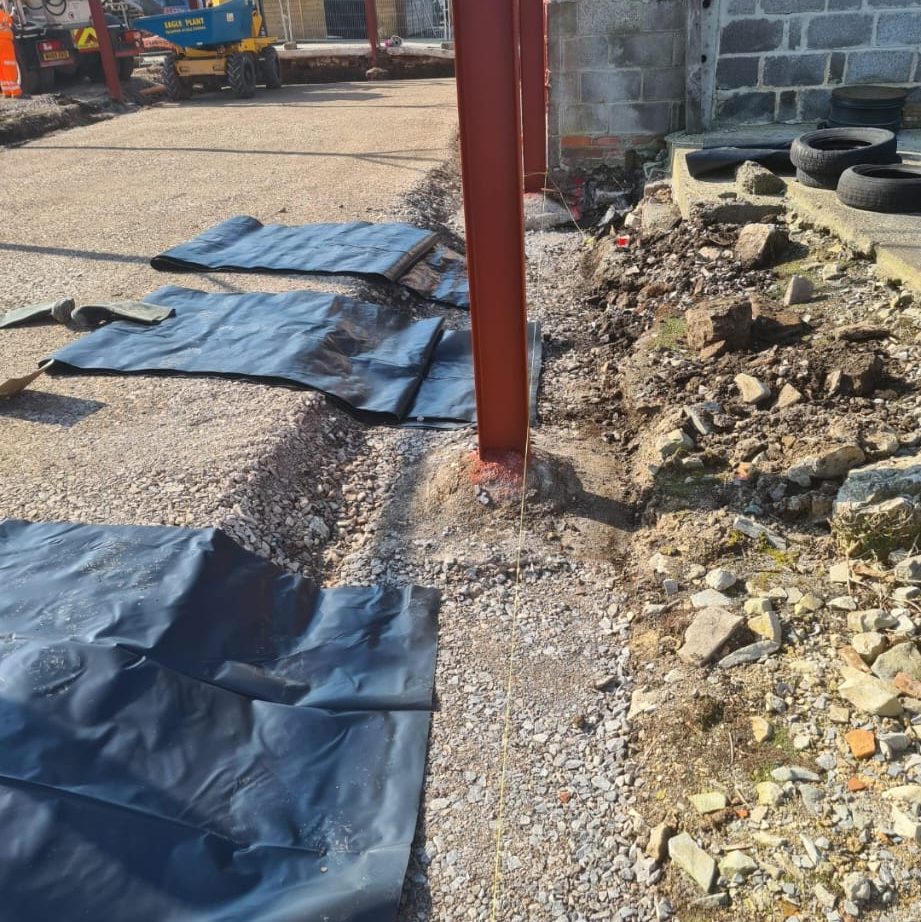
(151, 217, 471, 309)
(685, 142, 793, 178)
(0, 519, 439, 922)
(48, 286, 542, 428)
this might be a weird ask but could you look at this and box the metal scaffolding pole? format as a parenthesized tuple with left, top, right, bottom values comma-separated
(519, 0, 547, 193)
(450, 0, 530, 458)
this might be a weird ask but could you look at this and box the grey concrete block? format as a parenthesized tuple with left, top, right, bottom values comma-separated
(868, 0, 919, 7)
(829, 51, 846, 83)
(577, 0, 643, 35)
(562, 35, 610, 71)
(552, 71, 580, 108)
(672, 33, 686, 66)
(547, 0, 578, 38)
(800, 88, 832, 120)
(761, 0, 822, 12)
(727, 0, 755, 11)
(640, 1, 686, 32)
(717, 91, 777, 124)
(789, 17, 803, 49)
(763, 53, 828, 86)
(580, 69, 642, 103)
(716, 56, 760, 90)
(643, 66, 685, 101)
(777, 89, 798, 122)
(826, 0, 862, 9)
(610, 32, 676, 66)
(877, 12, 921, 46)
(561, 102, 609, 134)
(806, 14, 874, 49)
(720, 19, 784, 54)
(608, 101, 675, 136)
(846, 50, 915, 82)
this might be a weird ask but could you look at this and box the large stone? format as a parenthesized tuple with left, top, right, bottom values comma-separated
(691, 588, 734, 609)
(737, 160, 785, 196)
(748, 609, 782, 643)
(679, 607, 743, 665)
(776, 383, 803, 408)
(718, 639, 780, 668)
(657, 428, 695, 460)
(685, 297, 752, 353)
(852, 632, 887, 663)
(735, 223, 788, 269)
(784, 274, 814, 306)
(706, 568, 737, 591)
(895, 556, 921, 585)
(668, 832, 716, 893)
(757, 781, 783, 805)
(735, 373, 771, 404)
(719, 850, 758, 878)
(826, 353, 884, 397)
(839, 670, 903, 717)
(832, 455, 921, 556)
(690, 791, 727, 813)
(872, 642, 921, 683)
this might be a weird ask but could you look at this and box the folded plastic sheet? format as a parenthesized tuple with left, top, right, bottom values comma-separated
(151, 217, 471, 308)
(685, 142, 793, 178)
(47, 287, 542, 427)
(50, 286, 447, 423)
(0, 519, 439, 922)
(405, 324, 543, 425)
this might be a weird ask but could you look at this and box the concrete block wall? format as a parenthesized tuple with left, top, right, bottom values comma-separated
(712, 0, 921, 125)
(548, 0, 688, 168)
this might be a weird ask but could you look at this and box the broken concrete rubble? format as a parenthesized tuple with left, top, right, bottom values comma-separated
(734, 223, 788, 270)
(832, 454, 921, 556)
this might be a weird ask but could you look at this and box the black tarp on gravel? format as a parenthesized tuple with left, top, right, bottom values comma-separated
(150, 217, 471, 308)
(48, 287, 543, 427)
(0, 519, 439, 922)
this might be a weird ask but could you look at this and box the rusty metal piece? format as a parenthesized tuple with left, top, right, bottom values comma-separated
(450, 0, 530, 457)
(88, 0, 124, 103)
(519, 0, 547, 193)
(364, 0, 379, 69)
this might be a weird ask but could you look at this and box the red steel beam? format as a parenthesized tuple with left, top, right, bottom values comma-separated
(519, 0, 547, 193)
(364, 0, 379, 69)
(451, 0, 530, 458)
(88, 0, 123, 103)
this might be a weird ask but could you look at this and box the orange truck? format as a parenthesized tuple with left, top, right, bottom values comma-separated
(1, 0, 141, 93)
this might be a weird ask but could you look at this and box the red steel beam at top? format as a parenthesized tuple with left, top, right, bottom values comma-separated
(519, 0, 547, 193)
(364, 0, 379, 69)
(87, 0, 123, 103)
(450, 0, 530, 458)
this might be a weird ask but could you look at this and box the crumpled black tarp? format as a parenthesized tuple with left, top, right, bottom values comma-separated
(0, 519, 439, 922)
(685, 141, 793, 178)
(47, 286, 543, 427)
(151, 217, 471, 309)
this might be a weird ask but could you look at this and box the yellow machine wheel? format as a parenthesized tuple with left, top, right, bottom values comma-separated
(226, 51, 256, 99)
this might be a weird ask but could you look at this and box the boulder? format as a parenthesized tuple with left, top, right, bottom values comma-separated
(685, 297, 752, 353)
(832, 454, 921, 556)
(679, 607, 743, 665)
(826, 353, 884, 397)
(735, 223, 788, 269)
(784, 275, 814, 306)
(736, 160, 785, 196)
(668, 832, 716, 893)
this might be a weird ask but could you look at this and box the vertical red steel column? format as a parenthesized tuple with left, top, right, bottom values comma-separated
(451, 0, 530, 457)
(364, 0, 379, 69)
(88, 0, 123, 103)
(519, 0, 547, 193)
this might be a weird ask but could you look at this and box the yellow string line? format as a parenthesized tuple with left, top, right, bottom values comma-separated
(488, 161, 550, 920)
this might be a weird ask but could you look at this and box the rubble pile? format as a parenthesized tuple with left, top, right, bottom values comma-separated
(577, 180, 921, 921)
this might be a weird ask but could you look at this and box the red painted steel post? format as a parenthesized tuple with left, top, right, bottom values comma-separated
(520, 0, 547, 193)
(451, 0, 530, 458)
(88, 0, 123, 103)
(364, 0, 379, 69)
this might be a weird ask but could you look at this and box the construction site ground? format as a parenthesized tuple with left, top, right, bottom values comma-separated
(5, 76, 921, 922)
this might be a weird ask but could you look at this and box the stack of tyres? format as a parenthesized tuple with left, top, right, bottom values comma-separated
(790, 127, 898, 190)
